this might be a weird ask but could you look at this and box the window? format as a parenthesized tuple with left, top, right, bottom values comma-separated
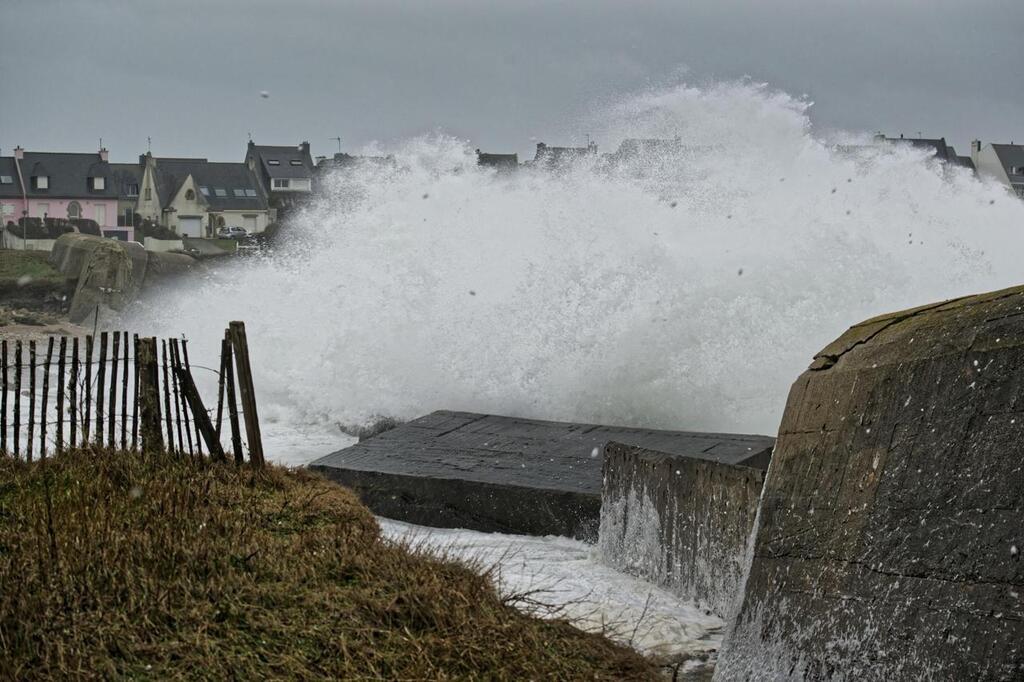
(267, 159, 280, 165)
(67, 201, 82, 219)
(245, 189, 257, 197)
(34, 176, 49, 190)
(91, 176, 106, 190)
(233, 189, 246, 197)
(185, 189, 196, 200)
(37, 203, 49, 217)
(127, 183, 139, 197)
(2, 204, 13, 216)
(291, 178, 311, 191)
(214, 188, 227, 197)
(0, 175, 12, 184)
(273, 178, 289, 188)
(95, 204, 106, 225)
(1012, 166, 1024, 176)
(145, 187, 152, 200)
(290, 160, 303, 166)
(199, 186, 210, 196)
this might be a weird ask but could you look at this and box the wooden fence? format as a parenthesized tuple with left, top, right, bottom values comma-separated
(0, 320, 263, 466)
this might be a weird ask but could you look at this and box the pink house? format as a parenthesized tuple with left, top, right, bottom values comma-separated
(0, 146, 131, 241)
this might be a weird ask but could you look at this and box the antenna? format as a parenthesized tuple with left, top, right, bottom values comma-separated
(248, 130, 253, 142)
(99, 137, 103, 149)
(147, 136, 152, 153)
(330, 136, 342, 153)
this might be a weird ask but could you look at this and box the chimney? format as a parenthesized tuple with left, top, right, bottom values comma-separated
(13, 146, 24, 160)
(99, 147, 109, 162)
(970, 139, 982, 166)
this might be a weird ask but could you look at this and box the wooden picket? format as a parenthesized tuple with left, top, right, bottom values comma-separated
(0, 322, 263, 467)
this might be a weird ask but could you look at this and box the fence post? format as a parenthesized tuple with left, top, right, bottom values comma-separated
(28, 341, 36, 462)
(121, 331, 129, 451)
(83, 335, 93, 445)
(161, 339, 175, 454)
(222, 332, 244, 465)
(96, 331, 107, 446)
(181, 339, 203, 456)
(228, 321, 263, 467)
(131, 333, 139, 451)
(70, 337, 79, 449)
(109, 332, 119, 449)
(136, 337, 163, 454)
(57, 337, 67, 455)
(40, 337, 53, 458)
(1, 339, 7, 454)
(13, 341, 21, 458)
(174, 363, 226, 462)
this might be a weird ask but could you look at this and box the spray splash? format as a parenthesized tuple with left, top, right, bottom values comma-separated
(126, 80, 1024, 443)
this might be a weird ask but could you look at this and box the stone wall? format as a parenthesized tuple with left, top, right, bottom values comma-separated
(716, 286, 1024, 680)
(599, 442, 766, 617)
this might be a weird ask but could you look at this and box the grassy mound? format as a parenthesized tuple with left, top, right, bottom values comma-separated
(0, 450, 656, 680)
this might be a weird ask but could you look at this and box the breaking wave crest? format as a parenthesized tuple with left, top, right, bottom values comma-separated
(126, 80, 1024, 440)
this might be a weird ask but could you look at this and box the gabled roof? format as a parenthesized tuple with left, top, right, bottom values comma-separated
(109, 163, 142, 199)
(476, 150, 519, 169)
(990, 144, 1024, 183)
(882, 136, 953, 162)
(153, 158, 268, 211)
(0, 157, 20, 198)
(17, 151, 118, 199)
(247, 141, 314, 179)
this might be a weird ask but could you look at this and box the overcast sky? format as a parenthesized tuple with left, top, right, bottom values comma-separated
(2, 0, 1021, 162)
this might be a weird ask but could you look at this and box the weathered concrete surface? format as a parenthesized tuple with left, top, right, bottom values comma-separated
(50, 234, 148, 322)
(310, 411, 774, 540)
(49, 234, 196, 322)
(599, 442, 765, 618)
(716, 286, 1024, 680)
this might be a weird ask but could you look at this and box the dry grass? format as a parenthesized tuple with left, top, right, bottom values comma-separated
(0, 449, 657, 680)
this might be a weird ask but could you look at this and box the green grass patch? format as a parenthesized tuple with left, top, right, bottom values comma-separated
(0, 249, 63, 285)
(0, 450, 656, 680)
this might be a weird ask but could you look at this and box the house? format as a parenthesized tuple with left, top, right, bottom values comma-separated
(0, 146, 125, 238)
(109, 162, 142, 234)
(874, 134, 975, 171)
(971, 141, 1024, 198)
(135, 153, 270, 237)
(476, 149, 519, 171)
(245, 141, 315, 214)
(532, 141, 598, 168)
(313, 152, 396, 192)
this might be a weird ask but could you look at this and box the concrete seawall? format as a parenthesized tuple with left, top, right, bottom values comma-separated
(599, 442, 766, 618)
(716, 285, 1024, 680)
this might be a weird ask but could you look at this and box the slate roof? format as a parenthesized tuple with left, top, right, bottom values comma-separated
(0, 157, 20, 198)
(883, 136, 953, 162)
(476, 150, 519, 169)
(109, 163, 142, 200)
(990, 144, 1024, 184)
(153, 158, 269, 211)
(15, 151, 118, 199)
(247, 142, 314, 180)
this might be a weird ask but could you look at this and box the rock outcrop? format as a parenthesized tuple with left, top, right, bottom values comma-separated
(716, 286, 1024, 680)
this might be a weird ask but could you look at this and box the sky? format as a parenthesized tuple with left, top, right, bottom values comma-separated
(1, 0, 1022, 163)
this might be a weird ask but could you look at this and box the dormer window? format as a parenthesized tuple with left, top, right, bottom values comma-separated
(0, 175, 12, 185)
(33, 176, 49, 190)
(126, 183, 139, 197)
(290, 160, 303, 166)
(90, 176, 106, 190)
(214, 188, 227, 197)
(267, 159, 280, 166)
(199, 186, 210, 196)
(233, 189, 246, 197)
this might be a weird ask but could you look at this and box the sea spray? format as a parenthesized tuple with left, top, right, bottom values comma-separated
(124, 79, 1024, 443)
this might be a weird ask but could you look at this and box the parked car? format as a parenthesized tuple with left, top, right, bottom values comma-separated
(216, 226, 249, 240)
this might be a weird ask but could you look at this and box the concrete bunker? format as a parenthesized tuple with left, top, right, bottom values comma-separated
(716, 285, 1024, 680)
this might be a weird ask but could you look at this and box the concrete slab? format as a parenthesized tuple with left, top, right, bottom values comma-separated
(309, 411, 774, 540)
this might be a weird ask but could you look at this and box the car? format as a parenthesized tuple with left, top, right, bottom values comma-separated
(216, 226, 249, 240)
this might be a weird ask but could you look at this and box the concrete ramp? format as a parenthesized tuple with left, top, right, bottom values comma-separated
(310, 410, 773, 540)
